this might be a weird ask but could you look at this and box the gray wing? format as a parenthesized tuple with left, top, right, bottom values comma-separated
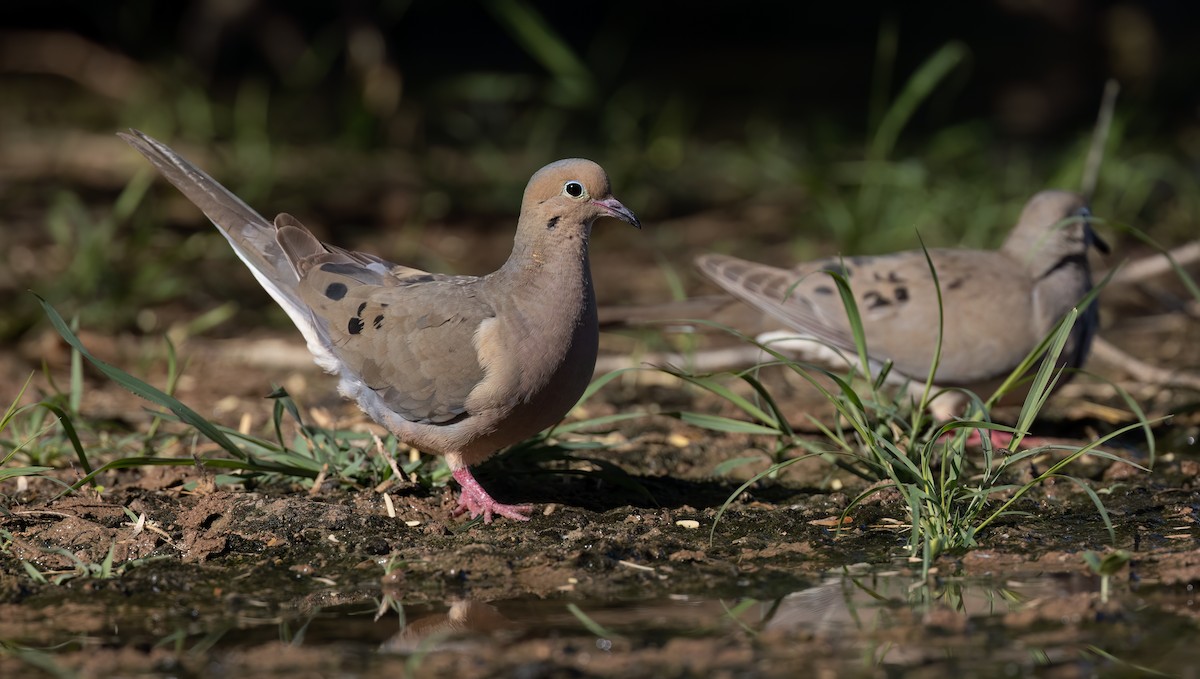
(697, 251, 1039, 384)
(281, 221, 492, 424)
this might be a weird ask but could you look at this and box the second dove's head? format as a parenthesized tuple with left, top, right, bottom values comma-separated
(1001, 190, 1109, 276)
(520, 159, 641, 237)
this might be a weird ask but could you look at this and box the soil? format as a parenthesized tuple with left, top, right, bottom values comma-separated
(2, 196, 1200, 677)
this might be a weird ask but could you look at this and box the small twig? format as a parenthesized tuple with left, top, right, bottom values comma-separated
(372, 433, 406, 485)
(1090, 337, 1200, 390)
(308, 463, 329, 497)
(617, 559, 655, 572)
(594, 345, 765, 376)
(13, 509, 76, 519)
(1107, 241, 1200, 286)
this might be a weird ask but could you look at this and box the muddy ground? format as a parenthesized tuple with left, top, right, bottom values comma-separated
(2, 262, 1200, 677)
(0, 162, 1198, 676)
(4, 5, 1200, 674)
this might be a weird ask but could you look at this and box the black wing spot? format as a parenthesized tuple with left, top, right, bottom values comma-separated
(396, 274, 436, 287)
(863, 291, 891, 309)
(373, 314, 385, 329)
(814, 285, 834, 295)
(321, 262, 364, 276)
(894, 286, 909, 302)
(946, 278, 964, 290)
(348, 317, 365, 335)
(356, 302, 368, 316)
(324, 282, 348, 301)
(546, 215, 560, 231)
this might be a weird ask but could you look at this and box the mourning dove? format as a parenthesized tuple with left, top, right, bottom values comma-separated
(120, 130, 640, 523)
(696, 191, 1108, 419)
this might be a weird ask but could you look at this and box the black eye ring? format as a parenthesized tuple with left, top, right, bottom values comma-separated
(564, 181, 584, 198)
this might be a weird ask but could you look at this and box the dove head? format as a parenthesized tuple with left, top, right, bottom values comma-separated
(1001, 190, 1109, 276)
(517, 159, 641, 241)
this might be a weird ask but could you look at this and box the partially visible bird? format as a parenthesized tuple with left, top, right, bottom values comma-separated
(120, 130, 640, 522)
(696, 191, 1107, 419)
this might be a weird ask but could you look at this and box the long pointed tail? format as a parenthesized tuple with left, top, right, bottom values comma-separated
(119, 130, 296, 288)
(120, 129, 338, 372)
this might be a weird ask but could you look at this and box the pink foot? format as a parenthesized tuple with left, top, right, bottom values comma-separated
(451, 467, 532, 523)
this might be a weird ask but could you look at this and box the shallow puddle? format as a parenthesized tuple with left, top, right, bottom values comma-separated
(5, 564, 1198, 677)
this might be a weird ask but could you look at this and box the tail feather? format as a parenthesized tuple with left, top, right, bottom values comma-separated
(120, 129, 340, 373)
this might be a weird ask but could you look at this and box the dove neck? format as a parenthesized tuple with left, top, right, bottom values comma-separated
(490, 231, 593, 303)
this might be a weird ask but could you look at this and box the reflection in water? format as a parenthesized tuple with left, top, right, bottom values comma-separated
(371, 568, 1192, 674)
(378, 570, 1050, 650)
(5, 566, 1191, 675)
(378, 569, 1046, 650)
(755, 569, 1040, 636)
(381, 600, 513, 653)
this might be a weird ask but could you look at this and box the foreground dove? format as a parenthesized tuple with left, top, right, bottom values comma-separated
(696, 191, 1108, 420)
(120, 130, 640, 522)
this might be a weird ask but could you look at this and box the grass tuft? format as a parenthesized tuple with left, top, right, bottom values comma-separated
(672, 257, 1144, 575)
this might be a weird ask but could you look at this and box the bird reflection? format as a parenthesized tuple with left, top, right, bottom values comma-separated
(381, 600, 513, 653)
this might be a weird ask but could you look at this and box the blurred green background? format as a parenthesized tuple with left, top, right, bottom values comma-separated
(1, 0, 1197, 343)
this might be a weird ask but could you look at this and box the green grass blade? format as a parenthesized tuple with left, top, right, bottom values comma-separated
(1056, 474, 1116, 544)
(674, 412, 783, 436)
(912, 237, 945, 417)
(38, 295, 251, 462)
(868, 42, 968, 165)
(68, 316, 83, 414)
(36, 402, 94, 476)
(576, 367, 641, 406)
(0, 373, 35, 432)
(824, 268, 873, 386)
(667, 371, 779, 426)
(737, 372, 796, 438)
(486, 0, 596, 106)
(1113, 219, 1200, 302)
(0, 466, 55, 481)
(1080, 371, 1157, 467)
(566, 602, 621, 639)
(975, 418, 1162, 534)
(552, 412, 645, 435)
(1010, 308, 1077, 448)
(709, 453, 823, 544)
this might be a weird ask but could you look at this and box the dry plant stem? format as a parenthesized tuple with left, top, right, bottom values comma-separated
(1090, 336, 1200, 390)
(593, 346, 765, 375)
(1106, 241, 1200, 287)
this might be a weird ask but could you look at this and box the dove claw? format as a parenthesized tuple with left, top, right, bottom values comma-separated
(452, 467, 532, 523)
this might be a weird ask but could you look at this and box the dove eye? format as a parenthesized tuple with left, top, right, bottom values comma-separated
(563, 181, 585, 199)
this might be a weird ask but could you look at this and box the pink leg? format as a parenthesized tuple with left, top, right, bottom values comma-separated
(451, 467, 532, 523)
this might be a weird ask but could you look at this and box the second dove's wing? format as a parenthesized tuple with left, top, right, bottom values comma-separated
(698, 251, 1039, 384)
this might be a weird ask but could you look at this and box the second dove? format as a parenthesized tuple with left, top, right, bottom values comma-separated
(696, 190, 1109, 419)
